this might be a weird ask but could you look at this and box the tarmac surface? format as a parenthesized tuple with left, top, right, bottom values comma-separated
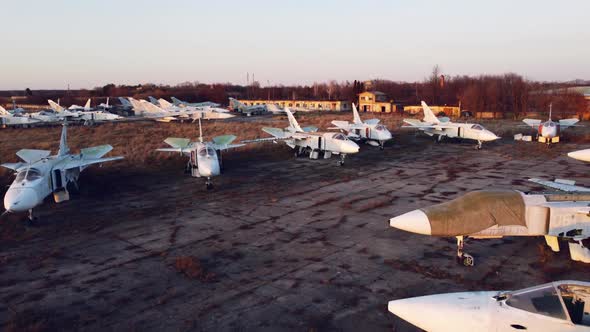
(1, 119, 589, 331)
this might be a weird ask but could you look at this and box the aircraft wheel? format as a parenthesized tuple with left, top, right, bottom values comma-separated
(379, 145, 384, 151)
(460, 254, 475, 267)
(337, 160, 344, 167)
(206, 181, 213, 190)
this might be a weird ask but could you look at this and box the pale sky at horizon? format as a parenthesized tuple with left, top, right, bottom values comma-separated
(1, 0, 589, 90)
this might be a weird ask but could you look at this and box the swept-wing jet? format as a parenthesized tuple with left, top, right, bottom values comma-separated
(0, 106, 41, 127)
(171, 97, 220, 108)
(403, 101, 500, 149)
(156, 120, 244, 189)
(1, 121, 123, 222)
(47, 100, 81, 118)
(330, 103, 392, 149)
(244, 108, 359, 166)
(388, 280, 590, 332)
(389, 190, 590, 266)
(158, 98, 232, 117)
(521, 103, 580, 145)
(229, 98, 267, 116)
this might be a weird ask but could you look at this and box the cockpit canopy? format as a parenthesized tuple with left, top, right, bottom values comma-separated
(198, 146, 216, 157)
(375, 124, 387, 131)
(332, 133, 347, 140)
(15, 168, 43, 182)
(470, 124, 484, 131)
(544, 122, 556, 128)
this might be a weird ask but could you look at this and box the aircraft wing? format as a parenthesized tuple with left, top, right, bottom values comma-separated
(212, 135, 245, 150)
(364, 119, 380, 125)
(522, 119, 542, 127)
(62, 156, 124, 170)
(1, 162, 26, 171)
(302, 126, 318, 133)
(81, 145, 114, 159)
(262, 127, 286, 138)
(163, 138, 191, 149)
(529, 178, 590, 192)
(559, 118, 580, 129)
(16, 149, 51, 163)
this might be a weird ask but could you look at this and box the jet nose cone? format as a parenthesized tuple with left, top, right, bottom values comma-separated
(379, 130, 393, 141)
(568, 149, 590, 162)
(198, 160, 220, 177)
(342, 141, 360, 154)
(389, 209, 431, 235)
(4, 188, 38, 213)
(482, 130, 500, 141)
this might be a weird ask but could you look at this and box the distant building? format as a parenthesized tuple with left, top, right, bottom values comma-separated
(358, 91, 396, 113)
(404, 105, 461, 118)
(238, 99, 351, 111)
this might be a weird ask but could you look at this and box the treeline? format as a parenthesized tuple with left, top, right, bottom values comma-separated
(1, 71, 587, 117)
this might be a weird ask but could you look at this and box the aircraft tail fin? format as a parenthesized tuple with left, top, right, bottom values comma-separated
(352, 103, 362, 124)
(285, 108, 303, 132)
(141, 100, 164, 113)
(158, 98, 173, 109)
(148, 96, 159, 105)
(421, 101, 440, 124)
(81, 145, 113, 159)
(84, 98, 91, 109)
(171, 97, 184, 106)
(48, 99, 64, 112)
(229, 98, 245, 111)
(58, 120, 69, 156)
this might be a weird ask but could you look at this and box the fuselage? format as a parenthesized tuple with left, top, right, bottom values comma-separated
(539, 120, 560, 138)
(290, 131, 360, 155)
(185, 142, 220, 178)
(421, 122, 499, 142)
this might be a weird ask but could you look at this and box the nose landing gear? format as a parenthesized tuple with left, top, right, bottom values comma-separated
(475, 141, 482, 150)
(338, 154, 346, 166)
(456, 236, 475, 267)
(206, 177, 213, 190)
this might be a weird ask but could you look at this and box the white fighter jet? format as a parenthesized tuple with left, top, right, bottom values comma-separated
(0, 106, 41, 127)
(244, 109, 359, 166)
(171, 97, 220, 108)
(129, 98, 233, 122)
(403, 101, 500, 149)
(229, 98, 267, 116)
(522, 103, 580, 145)
(47, 100, 82, 118)
(1, 121, 123, 222)
(156, 120, 244, 189)
(388, 280, 590, 332)
(389, 190, 590, 266)
(330, 103, 392, 149)
(158, 99, 233, 119)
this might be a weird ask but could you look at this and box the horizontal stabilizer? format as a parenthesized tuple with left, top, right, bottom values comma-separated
(364, 119, 380, 125)
(1, 162, 25, 171)
(81, 145, 113, 159)
(212, 135, 237, 146)
(16, 149, 51, 163)
(522, 119, 542, 127)
(559, 118, 580, 129)
(262, 127, 286, 138)
(164, 137, 191, 149)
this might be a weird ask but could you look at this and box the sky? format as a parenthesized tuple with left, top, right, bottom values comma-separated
(1, 0, 589, 90)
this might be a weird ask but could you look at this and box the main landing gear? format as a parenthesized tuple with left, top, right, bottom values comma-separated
(456, 236, 474, 267)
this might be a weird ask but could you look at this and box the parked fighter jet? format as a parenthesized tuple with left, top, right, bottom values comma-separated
(229, 98, 267, 116)
(330, 103, 392, 149)
(389, 190, 590, 266)
(522, 103, 580, 145)
(97, 97, 113, 110)
(1, 121, 123, 222)
(159, 99, 232, 117)
(156, 120, 244, 189)
(0, 106, 41, 127)
(403, 101, 500, 149)
(388, 280, 590, 332)
(171, 97, 220, 108)
(47, 100, 81, 118)
(244, 109, 359, 166)
(49, 99, 93, 112)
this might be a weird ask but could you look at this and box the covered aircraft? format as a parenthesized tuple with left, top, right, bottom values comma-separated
(156, 120, 244, 189)
(171, 97, 220, 108)
(521, 103, 580, 145)
(330, 103, 392, 149)
(1, 121, 123, 222)
(388, 280, 590, 332)
(403, 101, 500, 149)
(244, 109, 359, 166)
(229, 98, 267, 116)
(389, 190, 590, 266)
